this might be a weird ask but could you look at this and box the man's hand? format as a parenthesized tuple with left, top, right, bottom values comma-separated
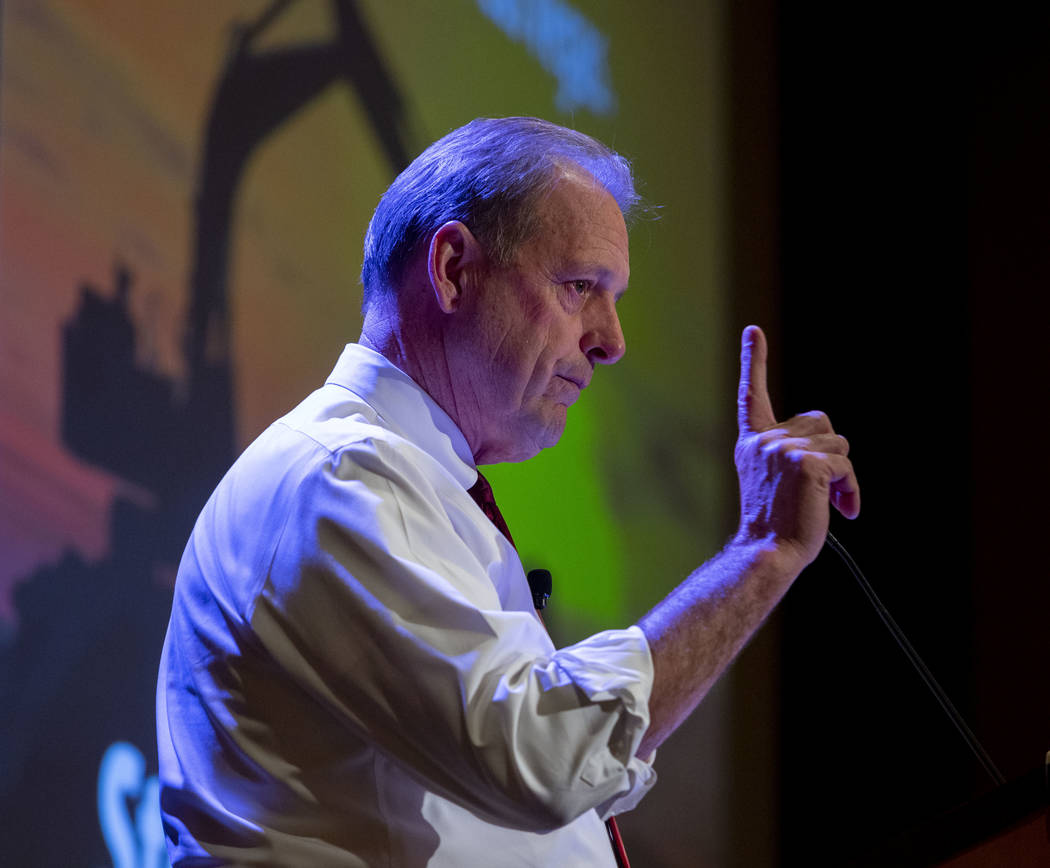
(734, 325, 860, 569)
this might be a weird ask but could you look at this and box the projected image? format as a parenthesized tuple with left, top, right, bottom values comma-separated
(0, 1, 728, 863)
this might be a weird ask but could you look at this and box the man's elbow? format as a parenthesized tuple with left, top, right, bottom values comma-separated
(463, 748, 619, 833)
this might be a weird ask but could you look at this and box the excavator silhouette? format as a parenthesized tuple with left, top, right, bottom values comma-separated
(64, 0, 415, 563)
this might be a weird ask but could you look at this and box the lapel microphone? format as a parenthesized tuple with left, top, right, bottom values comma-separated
(527, 568, 552, 610)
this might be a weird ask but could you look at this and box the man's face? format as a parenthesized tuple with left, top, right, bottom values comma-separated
(450, 168, 630, 464)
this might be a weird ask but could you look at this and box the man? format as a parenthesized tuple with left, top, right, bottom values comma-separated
(157, 117, 859, 866)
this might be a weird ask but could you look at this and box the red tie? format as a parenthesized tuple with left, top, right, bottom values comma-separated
(468, 471, 517, 550)
(466, 471, 632, 868)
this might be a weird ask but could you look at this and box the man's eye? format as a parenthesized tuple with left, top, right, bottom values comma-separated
(568, 280, 590, 295)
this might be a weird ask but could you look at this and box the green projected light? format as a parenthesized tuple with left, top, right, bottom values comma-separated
(486, 397, 626, 638)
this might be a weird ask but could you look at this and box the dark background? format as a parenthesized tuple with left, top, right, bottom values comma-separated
(727, 2, 1049, 862)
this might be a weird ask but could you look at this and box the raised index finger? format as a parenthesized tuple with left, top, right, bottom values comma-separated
(737, 325, 777, 434)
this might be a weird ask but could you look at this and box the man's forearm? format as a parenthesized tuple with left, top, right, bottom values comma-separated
(636, 537, 804, 757)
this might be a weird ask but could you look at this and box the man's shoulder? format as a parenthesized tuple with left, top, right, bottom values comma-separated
(271, 381, 392, 458)
(180, 386, 427, 611)
(236, 381, 453, 502)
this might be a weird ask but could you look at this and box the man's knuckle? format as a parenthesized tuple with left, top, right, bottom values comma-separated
(804, 410, 830, 429)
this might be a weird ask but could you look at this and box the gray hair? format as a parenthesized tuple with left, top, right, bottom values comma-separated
(360, 117, 639, 307)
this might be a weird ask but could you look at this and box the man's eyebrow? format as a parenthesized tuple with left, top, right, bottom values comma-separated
(562, 260, 629, 284)
(591, 264, 630, 299)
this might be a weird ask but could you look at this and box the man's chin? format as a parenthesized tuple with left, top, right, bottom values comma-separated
(506, 412, 568, 463)
(475, 404, 568, 464)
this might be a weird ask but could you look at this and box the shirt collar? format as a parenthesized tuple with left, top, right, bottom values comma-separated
(325, 344, 478, 490)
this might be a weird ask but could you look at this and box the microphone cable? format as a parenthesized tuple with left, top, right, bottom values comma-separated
(824, 531, 1006, 787)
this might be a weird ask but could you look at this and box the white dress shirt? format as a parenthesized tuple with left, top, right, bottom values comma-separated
(157, 344, 657, 866)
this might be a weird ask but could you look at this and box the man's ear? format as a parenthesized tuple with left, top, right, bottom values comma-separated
(427, 221, 483, 314)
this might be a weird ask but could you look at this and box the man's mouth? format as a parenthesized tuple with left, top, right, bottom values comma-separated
(552, 375, 585, 405)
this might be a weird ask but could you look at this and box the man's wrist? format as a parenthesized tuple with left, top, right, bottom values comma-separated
(726, 529, 810, 587)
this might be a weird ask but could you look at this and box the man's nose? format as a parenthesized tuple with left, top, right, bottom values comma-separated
(580, 296, 626, 365)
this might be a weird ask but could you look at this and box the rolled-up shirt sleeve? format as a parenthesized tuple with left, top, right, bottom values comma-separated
(247, 430, 656, 833)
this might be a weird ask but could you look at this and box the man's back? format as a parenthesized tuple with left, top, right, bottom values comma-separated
(157, 345, 655, 866)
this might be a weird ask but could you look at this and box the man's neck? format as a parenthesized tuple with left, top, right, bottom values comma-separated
(360, 295, 468, 456)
